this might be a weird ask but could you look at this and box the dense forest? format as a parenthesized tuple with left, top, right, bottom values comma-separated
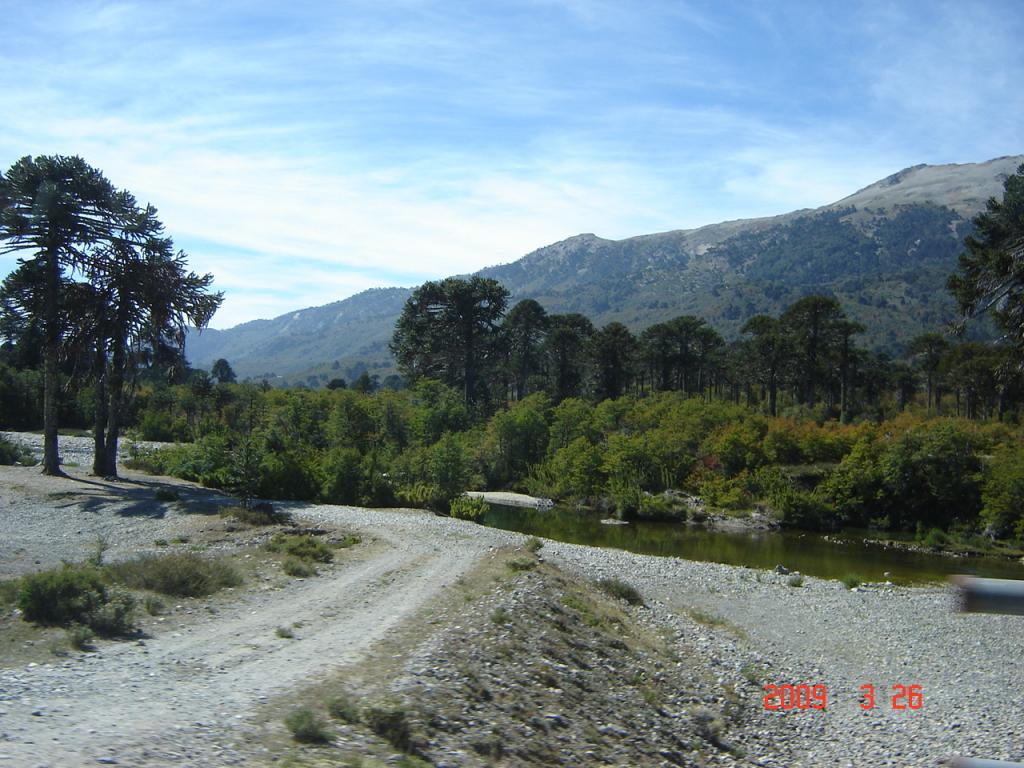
(3, 157, 1024, 548)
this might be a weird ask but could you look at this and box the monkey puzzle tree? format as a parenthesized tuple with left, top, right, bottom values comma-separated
(88, 201, 221, 476)
(0, 156, 222, 476)
(502, 298, 548, 401)
(391, 276, 508, 407)
(949, 163, 1024, 356)
(0, 156, 118, 474)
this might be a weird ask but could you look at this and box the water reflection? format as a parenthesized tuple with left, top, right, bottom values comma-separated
(482, 504, 1024, 583)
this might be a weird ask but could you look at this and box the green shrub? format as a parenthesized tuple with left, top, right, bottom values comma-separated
(637, 493, 686, 521)
(597, 578, 644, 606)
(282, 556, 317, 577)
(143, 595, 165, 615)
(0, 435, 34, 466)
(980, 448, 1024, 537)
(491, 606, 511, 624)
(364, 707, 415, 753)
(396, 482, 449, 512)
(67, 624, 95, 651)
(284, 708, 331, 744)
(220, 503, 290, 526)
(275, 625, 294, 638)
(449, 495, 489, 521)
(88, 590, 137, 636)
(526, 537, 544, 553)
(18, 565, 108, 626)
(840, 574, 862, 590)
(18, 565, 137, 636)
(507, 557, 537, 572)
(106, 553, 241, 597)
(327, 693, 360, 724)
(265, 534, 333, 563)
(154, 488, 180, 502)
(922, 527, 948, 548)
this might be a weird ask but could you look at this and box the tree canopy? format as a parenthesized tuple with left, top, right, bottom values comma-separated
(0, 154, 221, 476)
(390, 276, 508, 407)
(949, 163, 1024, 354)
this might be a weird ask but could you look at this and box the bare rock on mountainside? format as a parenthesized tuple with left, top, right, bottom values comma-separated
(185, 155, 1023, 384)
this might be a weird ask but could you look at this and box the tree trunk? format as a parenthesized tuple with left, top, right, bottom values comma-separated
(41, 246, 62, 475)
(100, 331, 128, 478)
(92, 341, 108, 476)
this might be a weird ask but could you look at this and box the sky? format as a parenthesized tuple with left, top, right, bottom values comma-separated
(1, 0, 1022, 329)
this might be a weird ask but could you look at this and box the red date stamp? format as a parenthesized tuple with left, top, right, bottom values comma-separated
(763, 683, 923, 710)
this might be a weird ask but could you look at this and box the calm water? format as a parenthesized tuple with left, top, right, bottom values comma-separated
(482, 504, 1024, 583)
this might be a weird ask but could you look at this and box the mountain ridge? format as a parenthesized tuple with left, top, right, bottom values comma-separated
(185, 155, 1023, 384)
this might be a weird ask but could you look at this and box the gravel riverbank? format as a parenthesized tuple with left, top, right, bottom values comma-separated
(0, 433, 1021, 766)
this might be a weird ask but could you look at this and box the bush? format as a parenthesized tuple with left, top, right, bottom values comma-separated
(284, 708, 331, 744)
(88, 590, 137, 636)
(526, 537, 544, 553)
(265, 534, 333, 563)
(275, 625, 294, 639)
(491, 606, 511, 624)
(980, 448, 1024, 537)
(327, 693, 360, 724)
(0, 435, 34, 466)
(67, 624, 95, 651)
(507, 557, 537, 572)
(154, 488, 180, 502)
(840, 574, 862, 590)
(597, 578, 644, 606)
(282, 556, 317, 577)
(18, 565, 137, 636)
(106, 553, 241, 597)
(637, 493, 686, 521)
(18, 565, 108, 627)
(922, 527, 948, 548)
(449, 495, 489, 521)
(220, 502, 290, 526)
(364, 707, 415, 753)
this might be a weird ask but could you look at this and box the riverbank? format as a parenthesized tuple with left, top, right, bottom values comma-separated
(0, 437, 1022, 765)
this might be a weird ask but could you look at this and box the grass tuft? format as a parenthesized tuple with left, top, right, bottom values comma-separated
(221, 502, 291, 526)
(597, 578, 644, 606)
(282, 556, 317, 577)
(284, 708, 331, 744)
(265, 533, 333, 563)
(840, 573, 862, 590)
(327, 693, 360, 724)
(106, 552, 241, 597)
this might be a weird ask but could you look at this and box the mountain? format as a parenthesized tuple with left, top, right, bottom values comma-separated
(186, 155, 1023, 384)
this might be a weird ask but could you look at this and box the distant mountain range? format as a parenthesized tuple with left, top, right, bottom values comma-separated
(185, 155, 1023, 385)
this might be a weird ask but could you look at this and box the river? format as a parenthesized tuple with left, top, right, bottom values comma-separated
(481, 503, 1024, 583)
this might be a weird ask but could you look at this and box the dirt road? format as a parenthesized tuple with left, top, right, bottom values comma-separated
(0, 488, 511, 767)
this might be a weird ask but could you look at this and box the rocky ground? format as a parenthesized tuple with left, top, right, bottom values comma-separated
(0, 433, 1022, 767)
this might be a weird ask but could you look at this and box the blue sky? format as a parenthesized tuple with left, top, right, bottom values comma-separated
(1, 0, 1021, 328)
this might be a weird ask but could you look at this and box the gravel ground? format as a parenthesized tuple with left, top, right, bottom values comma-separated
(1, 433, 1021, 766)
(549, 543, 1024, 767)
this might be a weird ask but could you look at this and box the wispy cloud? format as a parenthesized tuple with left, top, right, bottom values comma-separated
(2, 0, 1020, 328)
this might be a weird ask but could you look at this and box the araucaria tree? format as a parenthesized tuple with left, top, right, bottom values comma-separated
(390, 276, 508, 406)
(949, 163, 1024, 355)
(0, 155, 221, 476)
(0, 156, 119, 474)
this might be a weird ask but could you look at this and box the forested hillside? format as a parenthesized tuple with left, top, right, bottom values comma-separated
(185, 156, 1022, 384)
